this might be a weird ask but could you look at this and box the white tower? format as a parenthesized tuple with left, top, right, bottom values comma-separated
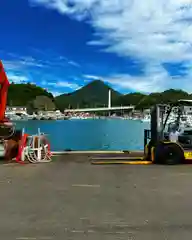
(108, 89, 111, 108)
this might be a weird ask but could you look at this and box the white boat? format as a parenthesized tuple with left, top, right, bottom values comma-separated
(5, 112, 21, 121)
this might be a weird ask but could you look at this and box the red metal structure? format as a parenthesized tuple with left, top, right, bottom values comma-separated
(0, 60, 51, 163)
(0, 60, 16, 142)
(0, 60, 10, 123)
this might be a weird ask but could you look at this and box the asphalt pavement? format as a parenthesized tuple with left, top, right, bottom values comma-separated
(0, 155, 192, 239)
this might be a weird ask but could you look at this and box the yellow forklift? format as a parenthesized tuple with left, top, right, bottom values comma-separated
(144, 99, 192, 164)
(91, 99, 192, 165)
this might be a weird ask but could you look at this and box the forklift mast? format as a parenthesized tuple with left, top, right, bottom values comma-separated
(150, 104, 167, 144)
(144, 103, 181, 152)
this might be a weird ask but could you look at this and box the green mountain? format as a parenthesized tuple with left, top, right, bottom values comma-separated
(55, 80, 122, 110)
(7, 83, 55, 112)
(6, 81, 192, 112)
(55, 80, 192, 110)
(115, 89, 191, 109)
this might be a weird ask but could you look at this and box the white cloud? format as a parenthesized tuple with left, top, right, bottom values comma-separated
(51, 91, 63, 96)
(85, 63, 192, 93)
(19, 56, 45, 68)
(7, 74, 29, 83)
(52, 56, 81, 68)
(83, 74, 100, 80)
(57, 81, 80, 89)
(29, 0, 192, 92)
(2, 57, 46, 72)
(104, 66, 167, 93)
(41, 80, 80, 90)
(68, 60, 80, 67)
(3, 61, 23, 71)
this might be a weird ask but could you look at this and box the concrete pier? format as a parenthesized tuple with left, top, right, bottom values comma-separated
(0, 155, 192, 239)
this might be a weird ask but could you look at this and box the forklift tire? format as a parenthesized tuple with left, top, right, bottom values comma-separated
(154, 142, 184, 165)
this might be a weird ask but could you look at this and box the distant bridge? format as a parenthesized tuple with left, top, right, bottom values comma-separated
(64, 106, 134, 113)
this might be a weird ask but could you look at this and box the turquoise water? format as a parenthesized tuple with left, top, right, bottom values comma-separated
(15, 119, 150, 151)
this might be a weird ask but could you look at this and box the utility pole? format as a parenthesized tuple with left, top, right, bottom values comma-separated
(108, 89, 111, 117)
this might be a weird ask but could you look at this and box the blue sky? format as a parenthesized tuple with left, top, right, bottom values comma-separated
(1, 0, 192, 96)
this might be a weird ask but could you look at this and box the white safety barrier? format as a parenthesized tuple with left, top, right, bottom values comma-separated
(18, 128, 52, 164)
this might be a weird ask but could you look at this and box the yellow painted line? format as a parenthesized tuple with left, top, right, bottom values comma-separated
(51, 150, 145, 154)
(91, 161, 152, 165)
(52, 150, 145, 157)
(91, 157, 144, 160)
(52, 150, 127, 154)
(72, 184, 100, 187)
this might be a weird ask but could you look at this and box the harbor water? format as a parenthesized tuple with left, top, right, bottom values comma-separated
(14, 119, 150, 151)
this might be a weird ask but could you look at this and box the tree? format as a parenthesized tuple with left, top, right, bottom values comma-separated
(33, 96, 56, 111)
(7, 83, 54, 107)
(26, 101, 35, 115)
